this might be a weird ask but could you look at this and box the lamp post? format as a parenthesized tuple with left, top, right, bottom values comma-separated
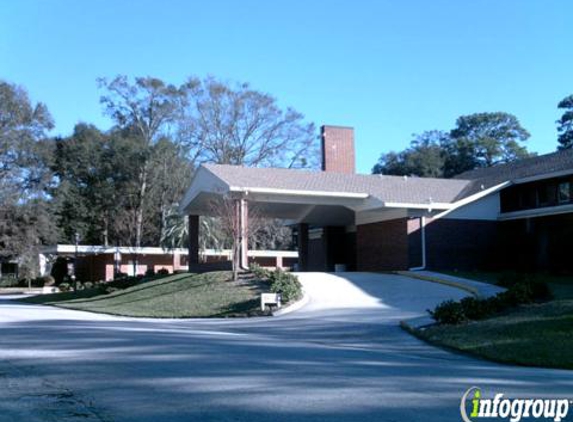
(73, 232, 80, 291)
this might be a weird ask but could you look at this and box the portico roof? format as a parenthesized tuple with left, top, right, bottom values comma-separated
(179, 164, 487, 224)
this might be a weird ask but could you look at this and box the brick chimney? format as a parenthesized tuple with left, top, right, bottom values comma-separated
(321, 125, 355, 174)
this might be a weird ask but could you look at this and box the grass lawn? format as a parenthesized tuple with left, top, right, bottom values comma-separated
(441, 271, 573, 300)
(21, 272, 269, 318)
(413, 271, 573, 369)
(415, 300, 573, 369)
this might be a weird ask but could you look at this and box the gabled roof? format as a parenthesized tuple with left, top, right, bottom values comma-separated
(203, 163, 471, 205)
(181, 149, 573, 217)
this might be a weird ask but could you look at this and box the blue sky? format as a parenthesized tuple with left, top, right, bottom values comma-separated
(1, 0, 570, 173)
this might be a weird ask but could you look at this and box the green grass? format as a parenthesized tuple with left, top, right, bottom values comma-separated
(414, 300, 573, 369)
(21, 272, 268, 318)
(440, 271, 573, 300)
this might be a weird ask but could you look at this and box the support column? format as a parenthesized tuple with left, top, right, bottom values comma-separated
(239, 199, 249, 270)
(188, 215, 199, 271)
(297, 223, 309, 271)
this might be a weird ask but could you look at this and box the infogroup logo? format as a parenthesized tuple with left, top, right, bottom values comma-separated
(460, 387, 571, 422)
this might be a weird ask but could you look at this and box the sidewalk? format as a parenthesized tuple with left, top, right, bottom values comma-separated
(398, 270, 505, 330)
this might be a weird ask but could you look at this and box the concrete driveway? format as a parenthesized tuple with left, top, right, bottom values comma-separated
(0, 272, 571, 422)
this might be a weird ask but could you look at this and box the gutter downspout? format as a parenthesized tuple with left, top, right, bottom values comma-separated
(409, 216, 426, 271)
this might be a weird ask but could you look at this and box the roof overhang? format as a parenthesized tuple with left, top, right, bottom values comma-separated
(179, 165, 503, 225)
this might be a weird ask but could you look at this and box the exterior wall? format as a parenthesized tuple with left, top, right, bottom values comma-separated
(444, 192, 500, 220)
(500, 213, 573, 273)
(343, 230, 357, 271)
(75, 254, 111, 281)
(308, 234, 326, 271)
(304, 226, 355, 272)
(321, 125, 355, 174)
(356, 216, 498, 272)
(356, 218, 409, 271)
(425, 218, 499, 271)
(188, 215, 200, 268)
(407, 218, 423, 269)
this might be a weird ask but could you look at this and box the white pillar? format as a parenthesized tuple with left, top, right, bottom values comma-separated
(240, 199, 249, 269)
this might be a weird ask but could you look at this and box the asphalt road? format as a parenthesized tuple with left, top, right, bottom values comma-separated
(0, 272, 571, 422)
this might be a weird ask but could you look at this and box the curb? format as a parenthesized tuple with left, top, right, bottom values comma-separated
(395, 271, 480, 297)
(399, 316, 436, 332)
(272, 290, 310, 317)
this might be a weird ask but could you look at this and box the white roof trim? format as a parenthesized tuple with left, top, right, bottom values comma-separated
(381, 201, 453, 211)
(228, 186, 369, 199)
(498, 203, 573, 221)
(512, 169, 573, 185)
(433, 181, 510, 219)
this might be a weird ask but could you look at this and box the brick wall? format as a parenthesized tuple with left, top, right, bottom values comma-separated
(356, 217, 500, 272)
(356, 218, 409, 271)
(500, 213, 573, 273)
(321, 125, 355, 174)
(407, 218, 423, 268)
(425, 218, 499, 271)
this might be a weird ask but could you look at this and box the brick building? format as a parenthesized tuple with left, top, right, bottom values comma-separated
(40, 246, 297, 282)
(180, 125, 573, 274)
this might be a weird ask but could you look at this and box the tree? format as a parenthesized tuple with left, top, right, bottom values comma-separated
(147, 138, 192, 244)
(98, 76, 186, 248)
(445, 112, 531, 176)
(0, 80, 56, 276)
(179, 76, 318, 168)
(207, 196, 264, 281)
(557, 94, 573, 150)
(372, 131, 449, 177)
(0, 80, 54, 198)
(372, 112, 532, 179)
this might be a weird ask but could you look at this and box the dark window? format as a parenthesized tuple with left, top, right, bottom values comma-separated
(536, 184, 557, 207)
(522, 188, 537, 209)
(559, 182, 571, 203)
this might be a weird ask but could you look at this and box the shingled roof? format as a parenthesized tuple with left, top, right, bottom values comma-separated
(203, 164, 472, 205)
(454, 148, 573, 197)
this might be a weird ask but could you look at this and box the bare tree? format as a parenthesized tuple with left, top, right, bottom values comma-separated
(207, 195, 263, 280)
(179, 76, 318, 169)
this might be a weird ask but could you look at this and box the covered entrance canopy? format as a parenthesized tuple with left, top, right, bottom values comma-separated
(179, 164, 486, 272)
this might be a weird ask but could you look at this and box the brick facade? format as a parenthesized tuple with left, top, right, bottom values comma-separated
(321, 125, 355, 174)
(500, 213, 573, 272)
(356, 218, 409, 271)
(356, 217, 500, 272)
(425, 219, 499, 271)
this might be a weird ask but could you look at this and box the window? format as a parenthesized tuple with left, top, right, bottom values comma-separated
(537, 184, 557, 207)
(537, 185, 549, 206)
(559, 182, 571, 203)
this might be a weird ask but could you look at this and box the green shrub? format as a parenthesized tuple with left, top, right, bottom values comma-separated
(250, 263, 272, 280)
(431, 276, 554, 325)
(269, 269, 302, 303)
(429, 300, 466, 324)
(497, 271, 524, 288)
(83, 281, 95, 289)
(497, 272, 552, 302)
(39, 275, 55, 286)
(59, 282, 71, 292)
(0, 276, 19, 288)
(527, 279, 553, 301)
(145, 268, 156, 277)
(459, 296, 497, 320)
(107, 276, 140, 290)
(157, 268, 169, 275)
